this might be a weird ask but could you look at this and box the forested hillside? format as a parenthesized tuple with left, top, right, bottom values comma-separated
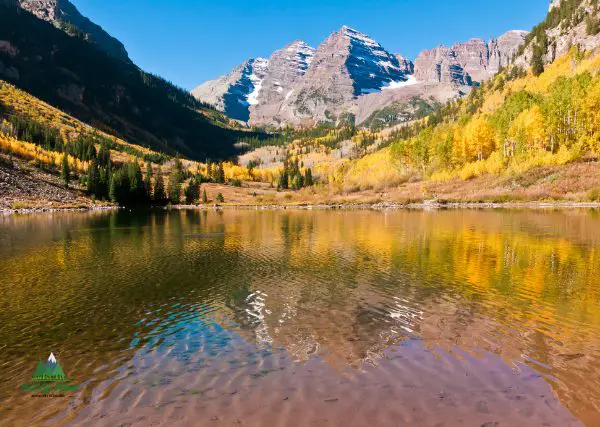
(0, 4, 258, 161)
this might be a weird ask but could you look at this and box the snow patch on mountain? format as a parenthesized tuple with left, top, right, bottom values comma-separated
(342, 26, 410, 96)
(383, 75, 418, 90)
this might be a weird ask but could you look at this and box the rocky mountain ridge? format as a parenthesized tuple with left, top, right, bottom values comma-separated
(414, 30, 528, 85)
(514, 0, 600, 71)
(16, 0, 130, 62)
(194, 26, 528, 128)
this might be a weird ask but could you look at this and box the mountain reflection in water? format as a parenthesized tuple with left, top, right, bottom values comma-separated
(1, 209, 599, 426)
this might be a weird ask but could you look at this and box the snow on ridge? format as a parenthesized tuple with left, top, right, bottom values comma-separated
(247, 58, 269, 106)
(377, 60, 400, 70)
(341, 25, 380, 48)
(382, 75, 418, 90)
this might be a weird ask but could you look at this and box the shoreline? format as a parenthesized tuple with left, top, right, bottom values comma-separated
(2, 201, 600, 215)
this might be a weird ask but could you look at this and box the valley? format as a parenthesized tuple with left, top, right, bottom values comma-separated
(1, 0, 600, 213)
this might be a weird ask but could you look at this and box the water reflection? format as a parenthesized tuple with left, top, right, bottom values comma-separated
(0, 209, 599, 425)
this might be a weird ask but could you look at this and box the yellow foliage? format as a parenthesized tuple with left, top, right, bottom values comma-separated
(508, 105, 547, 151)
(342, 147, 404, 190)
(461, 116, 496, 161)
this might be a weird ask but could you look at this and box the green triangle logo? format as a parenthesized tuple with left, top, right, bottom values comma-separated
(30, 352, 68, 383)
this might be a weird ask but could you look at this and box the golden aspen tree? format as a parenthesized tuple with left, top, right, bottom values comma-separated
(509, 106, 547, 153)
(463, 116, 496, 161)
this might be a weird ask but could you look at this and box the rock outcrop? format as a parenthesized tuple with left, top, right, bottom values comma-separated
(414, 30, 528, 86)
(17, 0, 129, 62)
(514, 0, 600, 70)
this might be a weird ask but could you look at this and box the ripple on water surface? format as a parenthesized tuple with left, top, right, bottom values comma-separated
(0, 209, 599, 426)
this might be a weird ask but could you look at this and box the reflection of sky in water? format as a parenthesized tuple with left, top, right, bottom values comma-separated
(1, 209, 600, 426)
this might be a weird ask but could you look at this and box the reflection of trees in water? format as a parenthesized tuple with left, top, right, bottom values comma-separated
(3, 209, 600, 421)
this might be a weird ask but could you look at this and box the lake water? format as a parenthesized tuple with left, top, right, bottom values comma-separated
(1, 209, 600, 426)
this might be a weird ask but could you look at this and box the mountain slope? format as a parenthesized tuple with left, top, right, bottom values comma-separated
(250, 41, 315, 125)
(514, 0, 600, 70)
(192, 40, 316, 123)
(18, 0, 130, 62)
(0, 4, 255, 160)
(192, 58, 269, 122)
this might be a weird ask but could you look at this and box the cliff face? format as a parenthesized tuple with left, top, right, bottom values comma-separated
(17, 0, 129, 62)
(514, 0, 600, 70)
(414, 31, 528, 85)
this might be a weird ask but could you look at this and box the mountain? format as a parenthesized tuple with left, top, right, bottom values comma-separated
(0, 3, 257, 160)
(194, 26, 528, 128)
(414, 31, 529, 85)
(274, 26, 414, 126)
(250, 41, 315, 125)
(17, 0, 129, 62)
(192, 40, 315, 123)
(192, 57, 269, 122)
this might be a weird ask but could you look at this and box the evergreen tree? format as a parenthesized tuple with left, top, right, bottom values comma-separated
(167, 173, 182, 204)
(153, 167, 166, 204)
(184, 178, 200, 204)
(278, 169, 288, 190)
(202, 188, 208, 203)
(305, 168, 313, 187)
(87, 160, 100, 195)
(61, 154, 70, 187)
(143, 161, 152, 198)
(531, 45, 545, 77)
(128, 161, 146, 204)
(108, 170, 117, 203)
(167, 158, 184, 203)
(97, 143, 110, 167)
(109, 167, 130, 204)
(216, 192, 225, 203)
(216, 162, 225, 183)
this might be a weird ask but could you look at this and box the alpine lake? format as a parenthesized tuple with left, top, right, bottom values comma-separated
(1, 208, 600, 426)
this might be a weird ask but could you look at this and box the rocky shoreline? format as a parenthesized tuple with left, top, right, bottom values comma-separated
(3, 200, 600, 216)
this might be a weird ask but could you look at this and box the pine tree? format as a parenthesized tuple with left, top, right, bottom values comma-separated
(87, 160, 100, 196)
(153, 167, 166, 204)
(167, 174, 182, 204)
(61, 154, 70, 188)
(531, 45, 545, 77)
(305, 168, 313, 187)
(216, 192, 225, 203)
(128, 161, 145, 204)
(278, 170, 288, 190)
(216, 162, 225, 183)
(109, 170, 117, 203)
(185, 178, 200, 204)
(143, 161, 152, 199)
(167, 159, 184, 204)
(202, 188, 208, 203)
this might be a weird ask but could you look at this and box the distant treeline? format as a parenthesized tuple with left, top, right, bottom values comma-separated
(1, 112, 169, 164)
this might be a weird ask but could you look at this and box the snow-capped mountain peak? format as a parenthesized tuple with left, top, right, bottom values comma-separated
(338, 26, 410, 95)
(48, 352, 57, 364)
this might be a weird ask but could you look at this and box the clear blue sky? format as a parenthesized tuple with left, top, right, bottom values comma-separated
(72, 0, 549, 90)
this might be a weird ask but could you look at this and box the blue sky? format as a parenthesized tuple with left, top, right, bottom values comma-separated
(72, 0, 549, 90)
